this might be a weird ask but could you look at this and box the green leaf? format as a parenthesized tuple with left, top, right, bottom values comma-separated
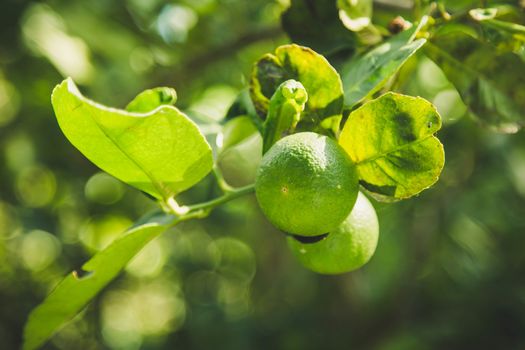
(468, 8, 525, 62)
(262, 79, 307, 153)
(341, 23, 426, 108)
(218, 116, 262, 187)
(337, 0, 372, 32)
(217, 133, 262, 188)
(339, 92, 444, 201)
(23, 211, 175, 350)
(52, 78, 213, 199)
(425, 31, 525, 133)
(281, 0, 356, 55)
(224, 89, 260, 130)
(125, 87, 177, 113)
(250, 44, 344, 135)
(219, 116, 258, 152)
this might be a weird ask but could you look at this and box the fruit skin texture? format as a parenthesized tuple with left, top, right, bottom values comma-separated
(287, 192, 379, 274)
(255, 132, 359, 236)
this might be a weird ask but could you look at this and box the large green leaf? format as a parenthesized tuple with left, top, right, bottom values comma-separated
(23, 211, 175, 350)
(341, 24, 426, 108)
(250, 44, 344, 135)
(425, 31, 525, 133)
(339, 92, 444, 201)
(52, 78, 213, 199)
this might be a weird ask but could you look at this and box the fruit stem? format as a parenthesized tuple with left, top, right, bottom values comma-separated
(212, 165, 235, 193)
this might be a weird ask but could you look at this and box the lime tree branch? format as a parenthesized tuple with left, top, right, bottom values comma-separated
(155, 26, 282, 86)
(23, 183, 255, 350)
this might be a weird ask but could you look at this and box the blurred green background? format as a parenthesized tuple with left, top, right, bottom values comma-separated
(1, 0, 525, 349)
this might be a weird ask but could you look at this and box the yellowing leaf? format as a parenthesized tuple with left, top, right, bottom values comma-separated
(339, 92, 444, 200)
(250, 44, 344, 135)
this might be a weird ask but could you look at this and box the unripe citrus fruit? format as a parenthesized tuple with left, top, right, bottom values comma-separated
(255, 132, 359, 236)
(287, 192, 379, 274)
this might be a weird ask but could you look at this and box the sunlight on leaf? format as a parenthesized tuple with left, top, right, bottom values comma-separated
(52, 78, 213, 199)
(337, 0, 372, 32)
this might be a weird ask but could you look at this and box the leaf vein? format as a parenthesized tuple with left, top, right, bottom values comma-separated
(356, 135, 433, 165)
(77, 103, 171, 198)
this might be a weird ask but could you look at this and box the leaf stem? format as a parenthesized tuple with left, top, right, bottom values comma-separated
(414, 0, 422, 20)
(164, 184, 255, 222)
(164, 197, 190, 216)
(437, 2, 451, 21)
(186, 184, 255, 213)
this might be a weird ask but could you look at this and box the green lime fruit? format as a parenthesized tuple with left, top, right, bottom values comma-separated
(255, 132, 359, 236)
(287, 192, 379, 274)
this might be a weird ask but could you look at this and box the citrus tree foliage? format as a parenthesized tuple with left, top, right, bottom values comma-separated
(18, 0, 525, 349)
(250, 44, 344, 135)
(23, 212, 175, 350)
(425, 30, 525, 133)
(339, 93, 444, 200)
(52, 78, 213, 200)
(341, 23, 426, 107)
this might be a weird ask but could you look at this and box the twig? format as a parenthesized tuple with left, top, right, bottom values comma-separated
(156, 26, 283, 86)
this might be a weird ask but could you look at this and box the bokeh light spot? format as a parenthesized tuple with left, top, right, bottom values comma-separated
(0, 77, 21, 127)
(15, 165, 57, 208)
(20, 230, 61, 271)
(80, 215, 133, 252)
(156, 4, 198, 44)
(126, 237, 167, 278)
(101, 281, 186, 348)
(85, 172, 126, 205)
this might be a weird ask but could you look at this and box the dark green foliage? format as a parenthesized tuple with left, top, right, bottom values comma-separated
(1, 1, 525, 350)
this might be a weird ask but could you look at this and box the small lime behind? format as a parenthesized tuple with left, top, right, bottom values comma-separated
(287, 192, 379, 274)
